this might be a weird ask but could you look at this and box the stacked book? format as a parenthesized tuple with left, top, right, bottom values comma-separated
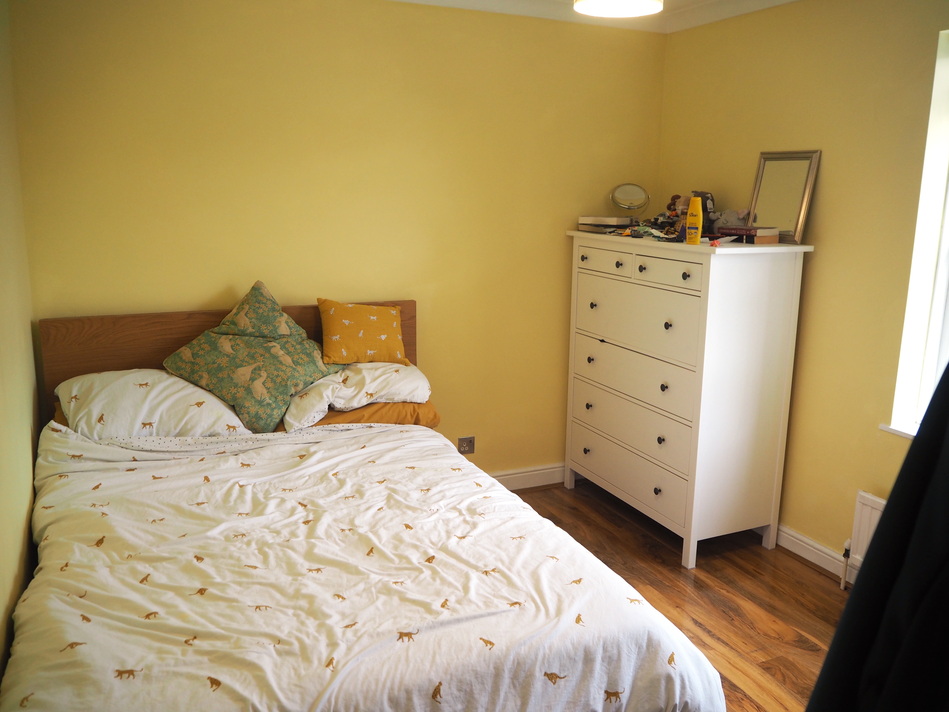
(577, 216, 632, 234)
(716, 225, 779, 244)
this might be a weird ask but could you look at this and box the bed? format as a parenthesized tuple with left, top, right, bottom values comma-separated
(0, 283, 725, 712)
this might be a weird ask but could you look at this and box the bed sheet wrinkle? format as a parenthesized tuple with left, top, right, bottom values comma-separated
(1, 421, 725, 712)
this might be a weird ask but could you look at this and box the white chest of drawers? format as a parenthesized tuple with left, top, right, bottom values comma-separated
(565, 232, 813, 568)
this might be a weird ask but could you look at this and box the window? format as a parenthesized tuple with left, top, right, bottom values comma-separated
(890, 30, 949, 437)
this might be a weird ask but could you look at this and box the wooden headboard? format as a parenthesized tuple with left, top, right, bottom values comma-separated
(36, 300, 417, 423)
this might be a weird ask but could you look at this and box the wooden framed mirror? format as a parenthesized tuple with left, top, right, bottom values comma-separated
(747, 150, 821, 243)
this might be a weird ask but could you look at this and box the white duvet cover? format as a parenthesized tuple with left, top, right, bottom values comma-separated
(0, 422, 725, 712)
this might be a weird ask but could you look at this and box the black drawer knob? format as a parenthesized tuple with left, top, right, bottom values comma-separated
(656, 436, 665, 445)
(653, 487, 662, 496)
(663, 321, 673, 330)
(585, 402, 593, 410)
(615, 260, 624, 269)
(638, 264, 646, 273)
(586, 356, 595, 364)
(580, 254, 588, 262)
(682, 271, 691, 281)
(582, 447, 591, 455)
(659, 383, 669, 392)
(590, 301, 598, 310)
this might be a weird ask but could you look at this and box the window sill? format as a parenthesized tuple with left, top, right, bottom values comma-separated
(880, 423, 915, 440)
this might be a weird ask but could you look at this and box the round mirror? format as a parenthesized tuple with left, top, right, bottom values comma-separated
(610, 183, 649, 211)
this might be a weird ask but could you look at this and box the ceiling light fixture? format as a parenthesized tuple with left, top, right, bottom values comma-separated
(573, 0, 662, 18)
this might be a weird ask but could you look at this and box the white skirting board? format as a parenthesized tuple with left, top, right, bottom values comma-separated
(775, 525, 851, 581)
(492, 464, 565, 491)
(496, 462, 861, 583)
(776, 492, 888, 587)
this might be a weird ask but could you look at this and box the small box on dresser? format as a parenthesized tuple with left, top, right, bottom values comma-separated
(564, 232, 813, 568)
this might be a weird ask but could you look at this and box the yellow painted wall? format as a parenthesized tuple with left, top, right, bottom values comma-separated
(7, 0, 949, 608)
(12, 0, 666, 478)
(0, 0, 35, 675)
(660, 0, 949, 550)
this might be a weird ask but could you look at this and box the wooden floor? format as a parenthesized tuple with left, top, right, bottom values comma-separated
(518, 480, 849, 712)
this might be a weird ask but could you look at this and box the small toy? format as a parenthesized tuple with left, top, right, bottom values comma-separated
(691, 191, 716, 228)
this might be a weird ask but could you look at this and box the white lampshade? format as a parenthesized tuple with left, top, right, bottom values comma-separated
(573, 0, 663, 18)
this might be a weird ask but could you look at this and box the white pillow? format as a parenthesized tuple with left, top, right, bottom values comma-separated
(55, 369, 251, 439)
(330, 362, 432, 409)
(283, 363, 432, 431)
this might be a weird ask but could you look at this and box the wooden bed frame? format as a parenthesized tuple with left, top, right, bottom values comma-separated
(36, 300, 417, 424)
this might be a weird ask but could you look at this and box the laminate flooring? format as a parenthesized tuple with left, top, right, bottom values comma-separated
(518, 479, 849, 712)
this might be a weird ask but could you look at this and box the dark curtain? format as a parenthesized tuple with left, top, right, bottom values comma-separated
(806, 365, 949, 711)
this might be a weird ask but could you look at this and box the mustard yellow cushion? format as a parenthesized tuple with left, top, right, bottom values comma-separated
(318, 298, 410, 365)
(273, 402, 439, 431)
(320, 401, 440, 428)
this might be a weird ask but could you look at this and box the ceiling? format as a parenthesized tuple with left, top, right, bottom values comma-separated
(387, 0, 800, 33)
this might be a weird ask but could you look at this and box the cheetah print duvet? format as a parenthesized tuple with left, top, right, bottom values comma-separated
(0, 422, 724, 712)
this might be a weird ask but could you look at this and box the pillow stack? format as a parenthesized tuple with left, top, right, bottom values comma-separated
(54, 282, 437, 437)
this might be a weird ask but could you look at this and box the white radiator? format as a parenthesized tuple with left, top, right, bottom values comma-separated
(845, 490, 887, 586)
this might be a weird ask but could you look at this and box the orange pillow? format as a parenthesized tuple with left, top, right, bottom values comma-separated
(319, 401, 440, 428)
(318, 299, 410, 365)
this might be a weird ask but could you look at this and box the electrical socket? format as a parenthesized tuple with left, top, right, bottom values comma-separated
(458, 436, 475, 454)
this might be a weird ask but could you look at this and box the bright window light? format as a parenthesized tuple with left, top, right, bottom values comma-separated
(890, 30, 949, 438)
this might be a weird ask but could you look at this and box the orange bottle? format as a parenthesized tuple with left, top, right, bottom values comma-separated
(685, 196, 702, 245)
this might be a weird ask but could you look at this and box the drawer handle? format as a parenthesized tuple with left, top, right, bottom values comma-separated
(663, 321, 673, 330)
(590, 302, 598, 310)
(656, 436, 665, 445)
(585, 402, 594, 410)
(580, 254, 588, 262)
(586, 356, 595, 364)
(682, 271, 691, 281)
(615, 260, 624, 269)
(653, 487, 662, 496)
(638, 264, 647, 273)
(659, 383, 669, 392)
(582, 447, 591, 455)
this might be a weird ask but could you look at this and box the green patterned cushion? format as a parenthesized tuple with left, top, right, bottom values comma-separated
(163, 281, 342, 433)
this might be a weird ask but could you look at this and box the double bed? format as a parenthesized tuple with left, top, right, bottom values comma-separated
(0, 286, 725, 711)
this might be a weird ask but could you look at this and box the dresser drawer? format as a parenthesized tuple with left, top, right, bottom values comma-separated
(576, 272, 701, 366)
(572, 379, 692, 474)
(569, 424, 686, 527)
(573, 334, 696, 420)
(577, 246, 634, 278)
(634, 255, 703, 293)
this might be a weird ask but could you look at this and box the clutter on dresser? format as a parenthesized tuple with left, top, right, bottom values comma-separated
(716, 225, 780, 244)
(641, 190, 717, 242)
(585, 174, 815, 245)
(577, 215, 632, 234)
